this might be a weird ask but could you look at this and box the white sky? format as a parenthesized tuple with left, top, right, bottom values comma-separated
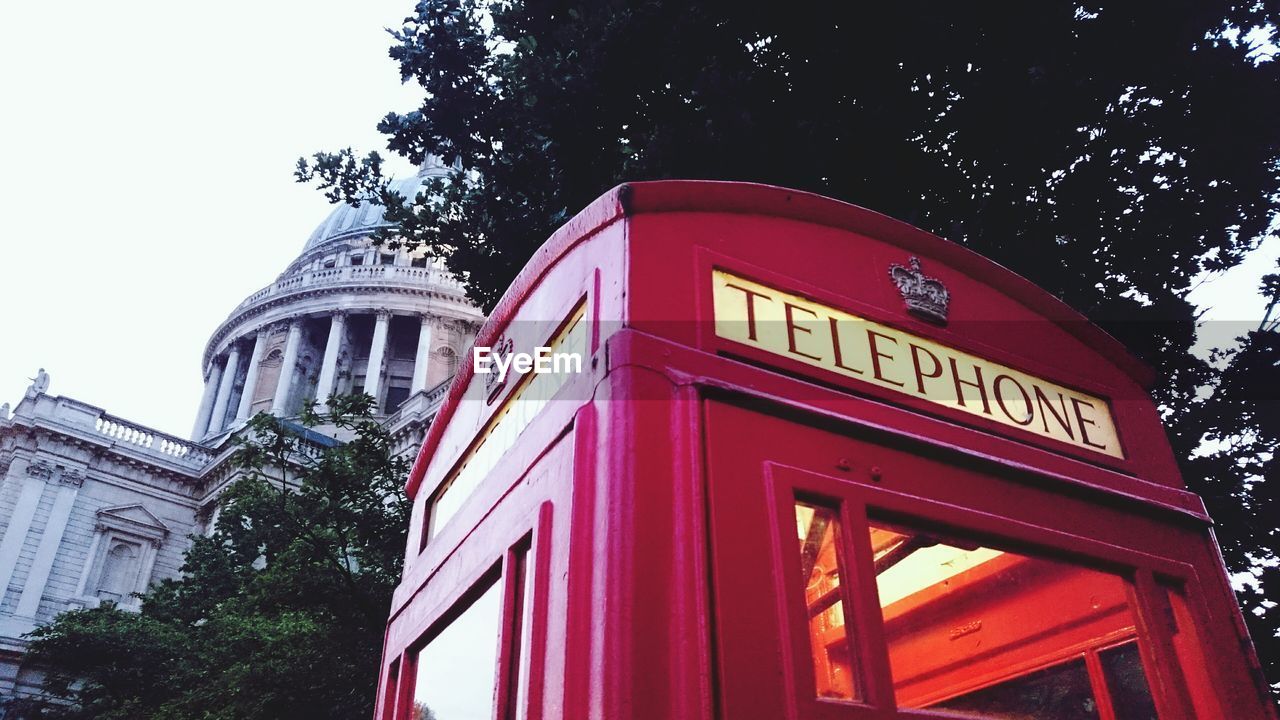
(0, 2, 1274, 438)
(0, 0, 419, 436)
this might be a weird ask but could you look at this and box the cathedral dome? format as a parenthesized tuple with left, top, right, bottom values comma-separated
(301, 175, 424, 254)
(300, 156, 455, 255)
(193, 157, 482, 443)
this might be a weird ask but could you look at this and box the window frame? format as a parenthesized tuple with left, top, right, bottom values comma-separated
(406, 565, 504, 720)
(72, 506, 169, 612)
(385, 510, 550, 720)
(793, 497, 862, 703)
(761, 462, 1214, 719)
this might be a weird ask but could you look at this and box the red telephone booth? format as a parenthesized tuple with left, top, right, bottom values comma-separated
(375, 181, 1275, 720)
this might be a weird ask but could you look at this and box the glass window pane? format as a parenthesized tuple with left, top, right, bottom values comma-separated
(794, 501, 857, 700)
(868, 520, 1155, 718)
(1099, 643, 1158, 720)
(414, 580, 503, 720)
(931, 658, 1100, 720)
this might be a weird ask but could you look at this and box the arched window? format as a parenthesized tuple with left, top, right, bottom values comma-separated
(436, 347, 459, 377)
(73, 505, 169, 612)
(97, 541, 141, 602)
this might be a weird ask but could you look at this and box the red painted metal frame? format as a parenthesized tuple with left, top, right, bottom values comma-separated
(377, 181, 1275, 720)
(704, 401, 1228, 719)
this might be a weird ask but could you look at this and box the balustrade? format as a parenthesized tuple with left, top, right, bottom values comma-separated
(78, 380, 449, 474)
(229, 262, 466, 315)
(95, 415, 213, 467)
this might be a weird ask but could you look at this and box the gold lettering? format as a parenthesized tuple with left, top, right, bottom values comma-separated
(867, 330, 905, 388)
(1034, 386, 1075, 441)
(829, 317, 864, 375)
(909, 343, 943, 395)
(1071, 397, 1108, 451)
(724, 282, 772, 341)
(784, 302, 823, 361)
(949, 357, 992, 415)
(711, 270, 1122, 458)
(994, 374, 1034, 426)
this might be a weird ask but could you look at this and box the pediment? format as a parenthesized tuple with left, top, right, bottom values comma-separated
(96, 504, 170, 538)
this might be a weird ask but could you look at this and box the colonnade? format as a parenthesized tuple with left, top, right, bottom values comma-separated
(191, 311, 442, 440)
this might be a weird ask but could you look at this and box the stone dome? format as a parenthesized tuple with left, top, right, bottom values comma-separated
(192, 157, 483, 442)
(301, 176, 423, 254)
(301, 157, 454, 254)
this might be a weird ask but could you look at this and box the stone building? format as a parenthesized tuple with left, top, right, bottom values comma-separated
(0, 160, 483, 706)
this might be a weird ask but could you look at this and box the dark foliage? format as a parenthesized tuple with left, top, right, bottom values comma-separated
(10, 397, 410, 719)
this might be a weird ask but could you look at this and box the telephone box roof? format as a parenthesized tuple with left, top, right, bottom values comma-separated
(407, 180, 1156, 498)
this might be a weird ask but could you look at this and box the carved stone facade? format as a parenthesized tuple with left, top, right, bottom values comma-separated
(0, 161, 482, 708)
(192, 166, 482, 443)
(0, 394, 205, 702)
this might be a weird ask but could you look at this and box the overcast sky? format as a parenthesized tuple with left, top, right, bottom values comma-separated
(0, 1, 419, 436)
(0, 2, 1275, 438)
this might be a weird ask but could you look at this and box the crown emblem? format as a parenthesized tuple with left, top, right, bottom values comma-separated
(889, 257, 950, 325)
(485, 336, 515, 404)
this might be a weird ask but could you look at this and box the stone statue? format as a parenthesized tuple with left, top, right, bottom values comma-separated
(26, 368, 50, 398)
(0, 403, 9, 420)
(336, 350, 352, 380)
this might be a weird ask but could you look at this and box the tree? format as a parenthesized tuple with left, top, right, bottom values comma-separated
(1185, 268, 1280, 684)
(9, 396, 410, 720)
(298, 0, 1280, 693)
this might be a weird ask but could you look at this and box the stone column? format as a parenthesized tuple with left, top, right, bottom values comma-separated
(364, 311, 392, 405)
(0, 462, 48, 607)
(314, 312, 347, 411)
(464, 323, 480, 357)
(207, 344, 242, 435)
(234, 329, 268, 422)
(410, 315, 434, 394)
(14, 469, 84, 618)
(72, 529, 105, 598)
(190, 361, 223, 440)
(131, 539, 162, 606)
(271, 321, 304, 415)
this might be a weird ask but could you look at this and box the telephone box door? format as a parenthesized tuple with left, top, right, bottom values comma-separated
(705, 400, 1222, 720)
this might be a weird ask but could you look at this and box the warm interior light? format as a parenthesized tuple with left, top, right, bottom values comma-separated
(870, 526, 1003, 607)
(868, 520, 1157, 717)
(794, 501, 856, 700)
(789, 511, 1158, 716)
